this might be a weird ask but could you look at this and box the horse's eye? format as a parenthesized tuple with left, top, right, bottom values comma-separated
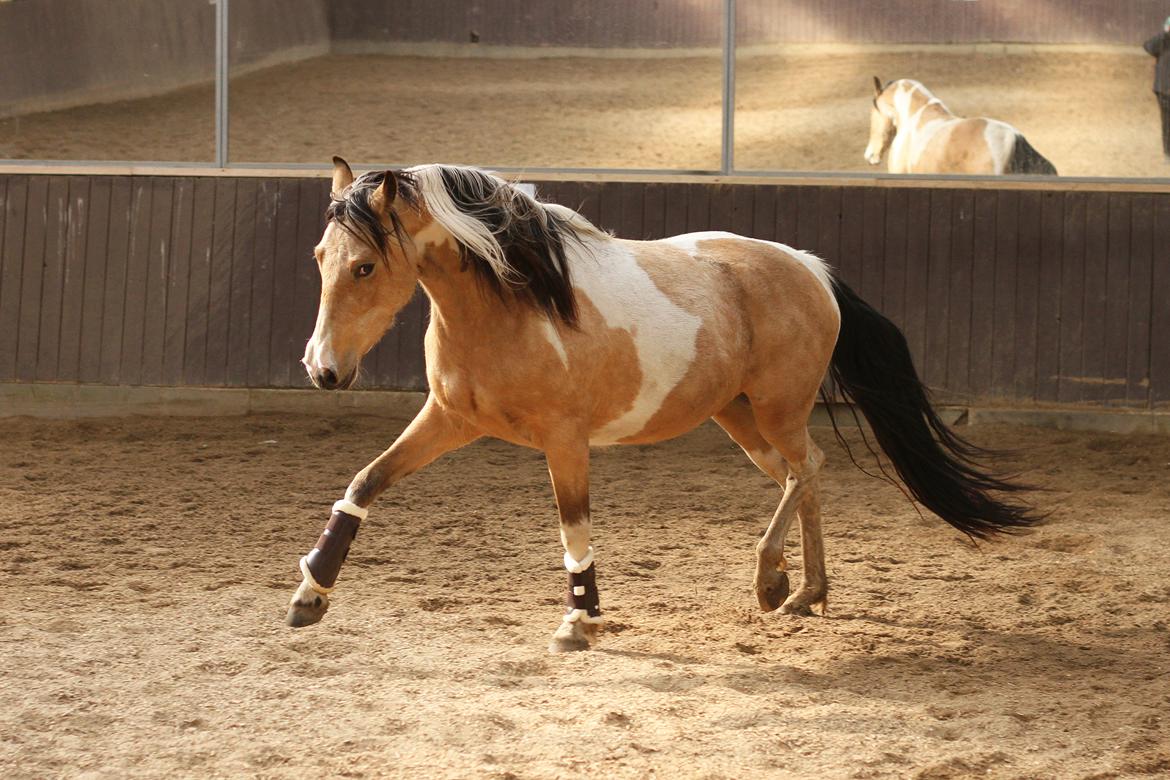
(354, 263, 375, 279)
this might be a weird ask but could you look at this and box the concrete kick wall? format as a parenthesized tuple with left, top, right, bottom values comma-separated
(0, 0, 328, 119)
(4, 383, 1167, 435)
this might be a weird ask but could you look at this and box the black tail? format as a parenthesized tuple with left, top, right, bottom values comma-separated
(1007, 134, 1057, 176)
(827, 280, 1041, 540)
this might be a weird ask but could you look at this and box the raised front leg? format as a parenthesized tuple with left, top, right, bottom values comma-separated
(544, 441, 603, 653)
(286, 395, 479, 627)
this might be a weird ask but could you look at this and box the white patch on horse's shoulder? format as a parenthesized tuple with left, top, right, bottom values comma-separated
(539, 318, 569, 368)
(660, 232, 835, 303)
(983, 120, 1015, 174)
(572, 241, 702, 445)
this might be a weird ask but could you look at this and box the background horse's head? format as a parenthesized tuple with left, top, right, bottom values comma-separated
(864, 76, 897, 166)
(303, 157, 423, 390)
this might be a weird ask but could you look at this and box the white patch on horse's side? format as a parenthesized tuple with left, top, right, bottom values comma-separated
(539, 318, 569, 368)
(984, 121, 1015, 174)
(661, 231, 837, 305)
(572, 240, 702, 445)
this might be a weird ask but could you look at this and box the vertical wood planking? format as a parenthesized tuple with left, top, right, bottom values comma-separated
(1126, 195, 1154, 407)
(662, 184, 689, 238)
(967, 190, 998, 399)
(922, 189, 952, 391)
(707, 186, 733, 233)
(836, 188, 865, 289)
(751, 185, 777, 242)
(290, 179, 328, 388)
(117, 179, 154, 385)
(140, 178, 175, 385)
(34, 177, 71, 382)
(162, 179, 195, 386)
(394, 290, 428, 390)
(226, 179, 258, 386)
(1103, 193, 1132, 404)
(815, 187, 842, 270)
(617, 183, 645, 240)
(859, 187, 885, 308)
(183, 178, 217, 386)
(1012, 191, 1041, 402)
(685, 185, 710, 234)
(1079, 192, 1110, 403)
(98, 178, 132, 384)
(597, 182, 624, 236)
(204, 178, 238, 386)
(1034, 191, 1064, 403)
(990, 190, 1019, 399)
(642, 183, 666, 240)
(774, 185, 798, 246)
(880, 187, 908, 330)
(795, 185, 820, 253)
(55, 177, 92, 382)
(730, 185, 754, 239)
(902, 189, 930, 374)
(246, 180, 279, 387)
(946, 190, 974, 397)
(1057, 192, 1087, 403)
(268, 179, 302, 387)
(17, 177, 50, 381)
(0, 176, 27, 381)
(1150, 195, 1170, 405)
(78, 178, 111, 383)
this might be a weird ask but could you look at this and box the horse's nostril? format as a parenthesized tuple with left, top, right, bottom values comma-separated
(320, 368, 338, 388)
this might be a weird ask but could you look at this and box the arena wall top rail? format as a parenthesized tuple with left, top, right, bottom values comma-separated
(0, 172, 1167, 413)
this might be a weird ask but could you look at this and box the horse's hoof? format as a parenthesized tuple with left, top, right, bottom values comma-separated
(780, 587, 826, 617)
(755, 569, 791, 612)
(286, 602, 328, 627)
(286, 580, 330, 627)
(547, 619, 600, 653)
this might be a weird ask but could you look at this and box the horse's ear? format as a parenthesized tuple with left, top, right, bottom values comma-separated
(331, 156, 355, 195)
(872, 76, 883, 97)
(368, 170, 398, 215)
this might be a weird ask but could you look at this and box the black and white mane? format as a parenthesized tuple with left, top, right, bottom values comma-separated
(327, 164, 605, 326)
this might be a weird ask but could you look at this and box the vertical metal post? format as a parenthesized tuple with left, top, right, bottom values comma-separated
(720, 0, 736, 175)
(215, 0, 230, 167)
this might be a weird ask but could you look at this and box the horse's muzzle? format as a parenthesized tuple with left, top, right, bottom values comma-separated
(309, 365, 357, 391)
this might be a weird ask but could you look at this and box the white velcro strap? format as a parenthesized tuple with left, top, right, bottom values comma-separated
(332, 499, 369, 521)
(299, 555, 335, 594)
(563, 608, 604, 625)
(563, 546, 594, 574)
(572, 585, 585, 596)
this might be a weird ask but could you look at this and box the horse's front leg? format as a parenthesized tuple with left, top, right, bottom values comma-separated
(286, 395, 479, 627)
(544, 440, 603, 653)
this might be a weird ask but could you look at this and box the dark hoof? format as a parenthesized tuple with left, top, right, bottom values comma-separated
(755, 570, 791, 612)
(286, 601, 328, 627)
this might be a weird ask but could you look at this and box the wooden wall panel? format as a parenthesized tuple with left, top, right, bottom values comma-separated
(0, 176, 26, 381)
(1, 174, 1166, 410)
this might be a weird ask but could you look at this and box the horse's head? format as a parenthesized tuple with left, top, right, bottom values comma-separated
(303, 157, 423, 390)
(864, 76, 897, 166)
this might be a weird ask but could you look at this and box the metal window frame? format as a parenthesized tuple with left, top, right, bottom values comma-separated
(1, 0, 1167, 186)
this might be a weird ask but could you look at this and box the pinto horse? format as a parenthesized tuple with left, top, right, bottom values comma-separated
(287, 157, 1038, 652)
(865, 77, 1057, 176)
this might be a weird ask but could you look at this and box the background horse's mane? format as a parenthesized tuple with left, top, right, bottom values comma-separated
(329, 164, 606, 326)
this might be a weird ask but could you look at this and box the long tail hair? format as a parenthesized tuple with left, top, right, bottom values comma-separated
(1007, 134, 1057, 176)
(826, 280, 1042, 540)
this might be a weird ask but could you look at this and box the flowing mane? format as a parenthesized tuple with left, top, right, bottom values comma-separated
(327, 164, 606, 326)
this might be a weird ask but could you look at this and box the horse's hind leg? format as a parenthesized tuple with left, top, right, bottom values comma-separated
(714, 396, 826, 614)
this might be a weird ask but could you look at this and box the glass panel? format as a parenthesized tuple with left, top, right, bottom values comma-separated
(0, 0, 215, 163)
(229, 0, 724, 170)
(735, 0, 1166, 178)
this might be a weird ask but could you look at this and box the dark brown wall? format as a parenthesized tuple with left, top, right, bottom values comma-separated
(1, 173, 1167, 410)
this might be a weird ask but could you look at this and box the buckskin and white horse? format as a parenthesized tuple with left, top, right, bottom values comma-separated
(865, 77, 1057, 175)
(287, 157, 1038, 652)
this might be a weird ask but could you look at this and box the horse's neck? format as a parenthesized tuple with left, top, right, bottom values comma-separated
(896, 90, 954, 131)
(415, 239, 524, 341)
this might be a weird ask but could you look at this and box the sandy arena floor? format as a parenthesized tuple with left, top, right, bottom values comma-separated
(1, 47, 1164, 178)
(0, 412, 1168, 778)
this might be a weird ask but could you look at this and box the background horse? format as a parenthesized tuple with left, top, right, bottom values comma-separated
(287, 157, 1038, 652)
(865, 77, 1057, 175)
